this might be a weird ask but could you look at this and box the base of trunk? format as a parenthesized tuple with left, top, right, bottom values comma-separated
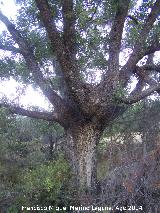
(64, 122, 103, 200)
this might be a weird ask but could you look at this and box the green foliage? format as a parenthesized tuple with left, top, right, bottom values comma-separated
(1, 0, 159, 84)
(5, 154, 72, 212)
(113, 83, 128, 102)
(125, 0, 160, 49)
(102, 101, 143, 138)
(101, 99, 160, 140)
(22, 154, 71, 205)
(0, 109, 70, 212)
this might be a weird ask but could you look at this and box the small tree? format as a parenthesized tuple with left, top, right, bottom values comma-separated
(0, 0, 160, 199)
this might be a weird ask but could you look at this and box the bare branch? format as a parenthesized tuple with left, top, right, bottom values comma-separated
(0, 11, 67, 113)
(139, 64, 160, 73)
(0, 102, 59, 122)
(134, 66, 160, 95)
(102, 0, 130, 90)
(108, 0, 130, 74)
(120, 62, 160, 104)
(121, 83, 160, 104)
(35, 0, 64, 59)
(120, 0, 160, 84)
(62, 0, 76, 56)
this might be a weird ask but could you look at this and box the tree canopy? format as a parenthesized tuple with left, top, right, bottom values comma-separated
(0, 0, 159, 128)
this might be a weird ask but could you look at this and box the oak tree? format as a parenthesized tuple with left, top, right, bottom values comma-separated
(0, 0, 160, 197)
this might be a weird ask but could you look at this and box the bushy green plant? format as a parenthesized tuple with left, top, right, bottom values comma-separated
(7, 154, 72, 212)
(23, 154, 71, 204)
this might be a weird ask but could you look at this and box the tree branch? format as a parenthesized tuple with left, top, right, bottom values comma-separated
(35, 0, 64, 59)
(35, 0, 88, 107)
(0, 11, 67, 113)
(130, 78, 145, 97)
(139, 64, 160, 73)
(108, 0, 130, 75)
(134, 65, 160, 95)
(120, 0, 160, 84)
(100, 0, 130, 97)
(62, 0, 76, 56)
(120, 83, 160, 104)
(118, 60, 160, 104)
(98, 1, 130, 104)
(0, 102, 59, 122)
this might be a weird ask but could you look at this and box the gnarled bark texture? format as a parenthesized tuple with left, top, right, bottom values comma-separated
(65, 123, 103, 193)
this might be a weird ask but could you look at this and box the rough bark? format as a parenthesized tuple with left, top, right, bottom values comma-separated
(64, 122, 103, 196)
(106, 0, 130, 84)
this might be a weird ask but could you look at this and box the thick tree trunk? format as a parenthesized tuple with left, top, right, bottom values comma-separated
(65, 122, 103, 196)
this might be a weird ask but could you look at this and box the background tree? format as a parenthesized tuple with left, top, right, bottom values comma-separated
(0, 0, 160, 200)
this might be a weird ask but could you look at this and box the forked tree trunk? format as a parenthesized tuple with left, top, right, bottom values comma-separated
(65, 122, 103, 197)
